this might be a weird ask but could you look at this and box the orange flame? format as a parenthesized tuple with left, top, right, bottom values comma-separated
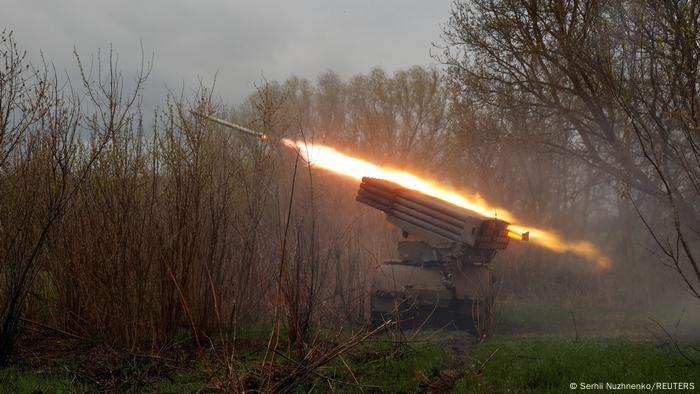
(282, 138, 612, 269)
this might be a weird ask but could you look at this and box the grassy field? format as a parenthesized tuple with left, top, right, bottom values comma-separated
(1, 303, 698, 393)
(456, 336, 699, 393)
(0, 366, 208, 393)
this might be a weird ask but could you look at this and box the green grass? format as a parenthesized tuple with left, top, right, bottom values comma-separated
(241, 328, 457, 392)
(0, 364, 208, 394)
(495, 301, 698, 339)
(0, 367, 88, 393)
(3, 304, 697, 392)
(455, 336, 700, 393)
(499, 303, 632, 335)
(5, 336, 697, 393)
(335, 337, 448, 392)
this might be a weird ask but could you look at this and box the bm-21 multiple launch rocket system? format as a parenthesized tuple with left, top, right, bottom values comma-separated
(194, 111, 518, 334)
(357, 177, 512, 334)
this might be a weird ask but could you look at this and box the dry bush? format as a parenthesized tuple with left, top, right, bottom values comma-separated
(0, 31, 117, 363)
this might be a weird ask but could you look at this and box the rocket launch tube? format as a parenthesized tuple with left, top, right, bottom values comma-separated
(356, 190, 393, 211)
(357, 187, 466, 237)
(390, 210, 463, 243)
(356, 199, 462, 242)
(358, 189, 464, 241)
(358, 183, 397, 203)
(359, 178, 474, 225)
(400, 189, 477, 222)
(390, 203, 464, 236)
(358, 177, 478, 243)
(359, 178, 482, 225)
(356, 195, 392, 213)
(394, 196, 466, 229)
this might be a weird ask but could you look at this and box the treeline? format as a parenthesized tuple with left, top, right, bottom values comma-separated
(2, 0, 698, 362)
(441, 0, 700, 301)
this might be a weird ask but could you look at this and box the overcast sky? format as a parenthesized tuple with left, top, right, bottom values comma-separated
(5, 0, 454, 109)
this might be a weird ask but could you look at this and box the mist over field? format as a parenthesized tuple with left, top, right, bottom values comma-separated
(1, 1, 699, 392)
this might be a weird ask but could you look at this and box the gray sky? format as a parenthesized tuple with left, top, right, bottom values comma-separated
(5, 0, 454, 108)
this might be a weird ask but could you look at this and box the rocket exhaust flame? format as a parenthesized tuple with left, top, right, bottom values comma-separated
(192, 112, 611, 269)
(282, 138, 612, 269)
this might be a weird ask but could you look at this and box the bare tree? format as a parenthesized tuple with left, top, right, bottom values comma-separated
(0, 34, 147, 362)
(441, 0, 700, 298)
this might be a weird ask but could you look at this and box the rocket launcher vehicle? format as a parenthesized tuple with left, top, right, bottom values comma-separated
(356, 177, 512, 260)
(358, 177, 519, 330)
(194, 110, 529, 331)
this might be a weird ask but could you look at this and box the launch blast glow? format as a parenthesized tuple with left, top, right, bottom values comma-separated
(281, 138, 612, 269)
(192, 112, 611, 269)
